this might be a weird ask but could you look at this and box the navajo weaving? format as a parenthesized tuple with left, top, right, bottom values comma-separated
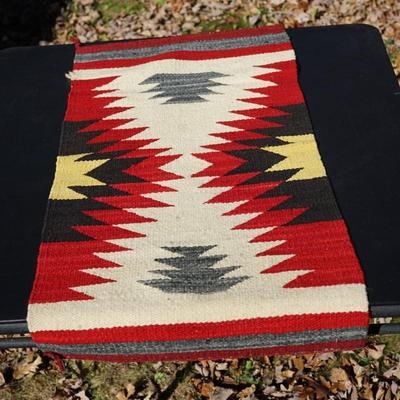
(27, 25, 369, 362)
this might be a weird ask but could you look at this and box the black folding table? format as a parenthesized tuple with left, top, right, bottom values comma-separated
(1, 24, 399, 348)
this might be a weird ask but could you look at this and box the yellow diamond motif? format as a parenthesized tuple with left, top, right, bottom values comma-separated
(49, 153, 109, 200)
(264, 134, 327, 181)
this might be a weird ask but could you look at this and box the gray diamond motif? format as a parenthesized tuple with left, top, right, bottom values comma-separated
(139, 245, 249, 294)
(140, 72, 227, 104)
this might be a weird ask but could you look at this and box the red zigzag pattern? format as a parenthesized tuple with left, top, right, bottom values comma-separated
(32, 76, 183, 303)
(194, 59, 364, 288)
(32, 56, 364, 305)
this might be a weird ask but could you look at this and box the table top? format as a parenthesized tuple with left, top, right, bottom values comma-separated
(0, 24, 399, 326)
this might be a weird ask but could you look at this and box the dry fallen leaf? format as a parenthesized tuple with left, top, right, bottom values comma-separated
(200, 381, 215, 398)
(302, 375, 331, 398)
(222, 375, 237, 385)
(293, 357, 304, 372)
(319, 375, 331, 389)
(316, 352, 336, 361)
(207, 361, 216, 378)
(375, 383, 386, 400)
(70, 379, 84, 390)
(262, 356, 272, 366)
(210, 386, 234, 400)
(126, 383, 135, 397)
(360, 382, 374, 400)
(75, 390, 90, 400)
(13, 355, 42, 380)
(0, 372, 5, 387)
(274, 365, 284, 383)
(116, 382, 136, 400)
(390, 381, 398, 396)
(281, 369, 295, 378)
(271, 0, 285, 6)
(116, 392, 127, 400)
(237, 384, 255, 399)
(263, 385, 277, 395)
(78, 0, 94, 6)
(350, 386, 359, 400)
(194, 362, 210, 377)
(329, 367, 352, 392)
(367, 344, 385, 360)
(383, 366, 400, 380)
(215, 362, 228, 371)
(330, 367, 348, 383)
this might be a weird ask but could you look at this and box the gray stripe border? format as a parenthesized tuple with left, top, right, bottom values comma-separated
(39, 327, 366, 356)
(75, 32, 290, 63)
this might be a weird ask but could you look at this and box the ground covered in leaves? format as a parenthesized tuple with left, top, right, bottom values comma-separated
(0, 337, 399, 399)
(48, 0, 400, 80)
(1, 1, 399, 399)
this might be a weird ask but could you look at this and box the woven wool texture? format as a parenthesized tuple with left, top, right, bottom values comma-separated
(27, 25, 369, 362)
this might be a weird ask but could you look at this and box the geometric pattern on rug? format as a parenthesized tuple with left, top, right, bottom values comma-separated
(27, 25, 369, 362)
(140, 72, 227, 104)
(139, 245, 249, 294)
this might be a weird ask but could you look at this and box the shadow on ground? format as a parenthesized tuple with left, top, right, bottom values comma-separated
(0, 0, 69, 49)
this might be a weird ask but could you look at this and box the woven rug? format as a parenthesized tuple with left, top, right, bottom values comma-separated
(27, 25, 369, 362)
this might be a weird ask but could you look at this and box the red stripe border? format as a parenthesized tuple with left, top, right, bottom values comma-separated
(76, 25, 285, 54)
(32, 312, 369, 345)
(73, 42, 293, 70)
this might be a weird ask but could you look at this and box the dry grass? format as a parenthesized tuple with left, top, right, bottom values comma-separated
(0, 336, 399, 399)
